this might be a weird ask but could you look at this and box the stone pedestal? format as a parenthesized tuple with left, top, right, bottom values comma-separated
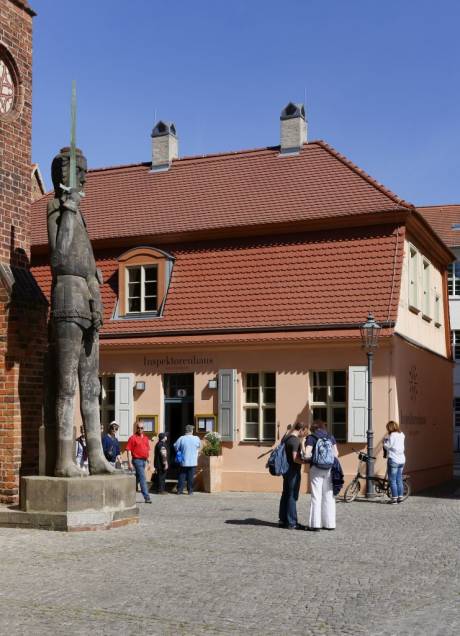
(0, 474, 138, 531)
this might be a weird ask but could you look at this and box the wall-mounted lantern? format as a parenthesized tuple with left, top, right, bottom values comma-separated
(135, 381, 146, 391)
(207, 379, 218, 390)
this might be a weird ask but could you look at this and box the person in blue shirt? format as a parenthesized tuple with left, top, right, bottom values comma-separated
(174, 424, 201, 495)
(102, 421, 122, 467)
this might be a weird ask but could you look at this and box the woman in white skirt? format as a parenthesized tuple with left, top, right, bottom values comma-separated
(304, 420, 338, 531)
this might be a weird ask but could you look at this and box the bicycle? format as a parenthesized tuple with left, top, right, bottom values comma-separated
(343, 449, 410, 502)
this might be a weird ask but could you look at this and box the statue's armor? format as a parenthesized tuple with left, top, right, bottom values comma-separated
(47, 198, 99, 328)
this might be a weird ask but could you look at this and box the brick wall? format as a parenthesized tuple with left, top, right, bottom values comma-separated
(0, 0, 46, 504)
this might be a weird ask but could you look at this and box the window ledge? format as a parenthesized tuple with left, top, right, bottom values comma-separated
(239, 440, 275, 447)
(409, 305, 420, 315)
(116, 312, 162, 321)
(422, 314, 432, 323)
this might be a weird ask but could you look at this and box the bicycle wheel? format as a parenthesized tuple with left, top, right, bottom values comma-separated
(386, 479, 411, 501)
(343, 479, 360, 502)
(401, 478, 411, 501)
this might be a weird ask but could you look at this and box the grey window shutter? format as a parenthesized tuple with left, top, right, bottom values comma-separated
(347, 366, 368, 443)
(218, 369, 236, 442)
(115, 373, 134, 442)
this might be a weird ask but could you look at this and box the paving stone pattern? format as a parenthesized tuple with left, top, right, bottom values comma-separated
(0, 486, 459, 635)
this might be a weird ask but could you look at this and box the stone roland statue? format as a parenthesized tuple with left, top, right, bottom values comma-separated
(47, 132, 115, 476)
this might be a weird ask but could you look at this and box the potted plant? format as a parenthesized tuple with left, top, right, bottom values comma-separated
(200, 432, 223, 492)
(201, 431, 222, 456)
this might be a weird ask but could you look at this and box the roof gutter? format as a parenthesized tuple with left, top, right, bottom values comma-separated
(100, 320, 395, 341)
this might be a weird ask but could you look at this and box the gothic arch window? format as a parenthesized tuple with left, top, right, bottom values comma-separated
(118, 246, 174, 317)
(0, 44, 23, 120)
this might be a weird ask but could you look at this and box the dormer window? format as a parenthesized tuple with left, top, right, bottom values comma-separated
(127, 265, 158, 313)
(118, 247, 174, 317)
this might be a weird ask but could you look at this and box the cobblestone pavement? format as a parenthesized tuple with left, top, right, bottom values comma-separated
(0, 484, 459, 636)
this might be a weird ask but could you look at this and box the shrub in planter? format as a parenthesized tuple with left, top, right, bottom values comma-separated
(201, 431, 222, 456)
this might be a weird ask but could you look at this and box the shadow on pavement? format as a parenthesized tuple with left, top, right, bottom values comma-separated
(337, 496, 393, 505)
(411, 478, 460, 500)
(225, 518, 280, 528)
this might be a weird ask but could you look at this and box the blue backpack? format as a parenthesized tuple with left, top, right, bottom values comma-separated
(266, 442, 289, 476)
(311, 433, 334, 470)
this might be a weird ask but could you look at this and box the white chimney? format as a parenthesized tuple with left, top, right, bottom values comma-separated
(151, 121, 178, 172)
(279, 102, 307, 155)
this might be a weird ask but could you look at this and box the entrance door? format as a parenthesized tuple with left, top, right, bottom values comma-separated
(164, 373, 194, 449)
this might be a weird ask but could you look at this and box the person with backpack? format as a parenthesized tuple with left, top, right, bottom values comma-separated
(304, 420, 338, 531)
(278, 422, 310, 529)
(174, 425, 201, 495)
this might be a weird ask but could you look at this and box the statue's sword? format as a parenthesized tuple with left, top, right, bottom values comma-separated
(60, 80, 84, 196)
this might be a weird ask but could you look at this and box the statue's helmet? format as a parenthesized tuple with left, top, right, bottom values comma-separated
(51, 147, 87, 195)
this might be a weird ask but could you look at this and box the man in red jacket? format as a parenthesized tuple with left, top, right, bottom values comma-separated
(126, 423, 152, 503)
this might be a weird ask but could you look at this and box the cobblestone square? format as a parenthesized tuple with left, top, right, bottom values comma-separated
(1, 484, 459, 635)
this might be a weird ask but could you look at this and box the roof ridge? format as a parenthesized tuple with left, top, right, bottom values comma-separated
(418, 203, 460, 209)
(312, 140, 414, 210)
(87, 145, 280, 174)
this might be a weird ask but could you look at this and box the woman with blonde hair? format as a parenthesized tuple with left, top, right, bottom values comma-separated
(383, 420, 406, 504)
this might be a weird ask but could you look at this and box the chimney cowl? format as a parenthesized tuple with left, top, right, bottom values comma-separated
(151, 121, 177, 138)
(151, 120, 178, 172)
(280, 102, 305, 121)
(279, 101, 307, 155)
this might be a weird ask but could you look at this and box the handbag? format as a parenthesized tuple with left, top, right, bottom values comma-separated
(175, 448, 184, 464)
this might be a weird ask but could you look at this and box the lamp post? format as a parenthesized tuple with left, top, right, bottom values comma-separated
(360, 312, 381, 498)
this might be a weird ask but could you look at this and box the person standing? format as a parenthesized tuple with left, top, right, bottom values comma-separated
(383, 420, 406, 504)
(174, 425, 201, 495)
(126, 422, 152, 503)
(102, 421, 123, 468)
(278, 422, 309, 529)
(305, 420, 338, 531)
(75, 426, 88, 473)
(153, 432, 169, 494)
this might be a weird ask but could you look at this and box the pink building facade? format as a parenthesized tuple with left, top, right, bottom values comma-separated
(30, 105, 454, 492)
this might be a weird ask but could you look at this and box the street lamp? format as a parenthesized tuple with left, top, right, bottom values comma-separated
(360, 312, 381, 497)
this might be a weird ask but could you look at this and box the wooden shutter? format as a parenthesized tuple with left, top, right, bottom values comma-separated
(218, 369, 236, 442)
(347, 366, 368, 443)
(115, 373, 134, 442)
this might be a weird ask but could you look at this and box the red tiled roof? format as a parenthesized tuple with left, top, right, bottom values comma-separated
(30, 141, 411, 248)
(418, 205, 460, 248)
(31, 225, 404, 338)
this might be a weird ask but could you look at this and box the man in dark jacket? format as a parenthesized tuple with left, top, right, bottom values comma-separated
(153, 433, 169, 494)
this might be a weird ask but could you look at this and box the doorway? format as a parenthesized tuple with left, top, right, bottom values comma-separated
(164, 373, 194, 449)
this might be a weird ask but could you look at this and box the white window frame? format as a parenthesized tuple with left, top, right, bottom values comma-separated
(310, 370, 347, 442)
(409, 244, 419, 311)
(453, 331, 460, 361)
(454, 397, 460, 429)
(448, 262, 460, 297)
(242, 372, 276, 442)
(422, 258, 431, 319)
(126, 264, 158, 314)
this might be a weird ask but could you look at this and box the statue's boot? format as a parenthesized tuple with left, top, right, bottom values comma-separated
(55, 439, 85, 477)
(86, 435, 116, 475)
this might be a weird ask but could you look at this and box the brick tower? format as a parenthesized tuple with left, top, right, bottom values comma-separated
(0, 0, 47, 504)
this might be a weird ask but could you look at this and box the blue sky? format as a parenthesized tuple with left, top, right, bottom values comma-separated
(32, 0, 460, 205)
